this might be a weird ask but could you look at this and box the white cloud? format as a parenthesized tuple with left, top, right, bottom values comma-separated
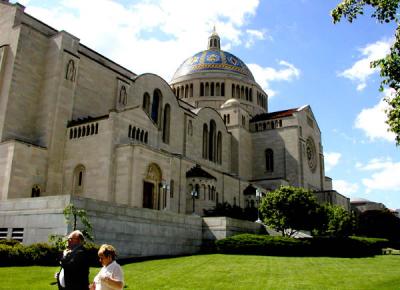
(357, 158, 400, 193)
(23, 0, 262, 81)
(333, 179, 359, 196)
(245, 29, 267, 48)
(354, 90, 396, 142)
(324, 152, 341, 172)
(248, 60, 300, 96)
(339, 39, 391, 91)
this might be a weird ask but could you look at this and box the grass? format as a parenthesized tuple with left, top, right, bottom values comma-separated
(1, 254, 400, 289)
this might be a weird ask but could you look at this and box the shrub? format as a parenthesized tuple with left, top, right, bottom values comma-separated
(216, 234, 309, 256)
(0, 239, 100, 266)
(24, 243, 60, 266)
(216, 234, 385, 257)
(84, 241, 100, 267)
(0, 239, 21, 246)
(0, 243, 26, 266)
(349, 236, 391, 253)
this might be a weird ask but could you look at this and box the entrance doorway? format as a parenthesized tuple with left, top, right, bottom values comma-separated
(143, 181, 154, 209)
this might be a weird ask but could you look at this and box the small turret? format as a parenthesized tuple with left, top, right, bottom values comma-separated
(207, 26, 220, 51)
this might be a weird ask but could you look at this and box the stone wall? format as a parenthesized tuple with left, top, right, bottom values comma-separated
(0, 195, 203, 257)
(0, 195, 271, 257)
(202, 216, 265, 248)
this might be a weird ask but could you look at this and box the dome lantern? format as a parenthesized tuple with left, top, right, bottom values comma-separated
(208, 26, 220, 51)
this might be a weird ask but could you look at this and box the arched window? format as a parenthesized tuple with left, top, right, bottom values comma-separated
(151, 89, 163, 127)
(170, 180, 174, 198)
(265, 149, 274, 172)
(232, 84, 235, 98)
(130, 127, 136, 139)
(202, 124, 208, 159)
(73, 165, 85, 195)
(209, 120, 216, 162)
(142, 93, 150, 115)
(249, 88, 253, 102)
(236, 85, 240, 98)
(200, 83, 204, 96)
(140, 130, 144, 142)
(188, 120, 193, 136)
(217, 131, 222, 164)
(211, 82, 215, 96)
(184, 84, 188, 98)
(144, 132, 148, 143)
(221, 83, 225, 96)
(190, 84, 193, 97)
(241, 86, 245, 99)
(162, 104, 171, 144)
(31, 185, 40, 197)
(205, 83, 210, 96)
(216, 83, 220, 96)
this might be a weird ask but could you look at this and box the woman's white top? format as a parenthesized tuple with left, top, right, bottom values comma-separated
(93, 260, 124, 290)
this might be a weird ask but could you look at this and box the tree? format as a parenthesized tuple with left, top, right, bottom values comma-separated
(355, 209, 400, 240)
(63, 204, 93, 241)
(332, 0, 400, 145)
(259, 186, 319, 237)
(314, 204, 354, 237)
(49, 203, 93, 249)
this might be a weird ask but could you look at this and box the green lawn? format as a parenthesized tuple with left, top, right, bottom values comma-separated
(1, 254, 400, 290)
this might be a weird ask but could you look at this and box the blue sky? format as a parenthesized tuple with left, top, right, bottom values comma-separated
(14, 0, 400, 209)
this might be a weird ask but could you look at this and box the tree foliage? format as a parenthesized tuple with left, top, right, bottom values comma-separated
(49, 203, 93, 249)
(355, 209, 400, 240)
(259, 186, 319, 237)
(314, 204, 355, 237)
(63, 203, 93, 241)
(332, 0, 400, 145)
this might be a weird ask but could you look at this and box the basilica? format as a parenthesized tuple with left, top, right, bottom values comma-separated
(0, 1, 349, 253)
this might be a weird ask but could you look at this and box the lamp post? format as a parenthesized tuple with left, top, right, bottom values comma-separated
(255, 189, 262, 223)
(191, 189, 198, 214)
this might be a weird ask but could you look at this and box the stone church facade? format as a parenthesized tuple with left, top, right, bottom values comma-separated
(0, 1, 349, 253)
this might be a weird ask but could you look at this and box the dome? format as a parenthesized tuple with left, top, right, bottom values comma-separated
(171, 29, 255, 83)
(220, 98, 240, 108)
(171, 50, 255, 82)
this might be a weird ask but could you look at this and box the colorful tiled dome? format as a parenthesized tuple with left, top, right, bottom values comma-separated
(171, 50, 255, 82)
(171, 29, 255, 82)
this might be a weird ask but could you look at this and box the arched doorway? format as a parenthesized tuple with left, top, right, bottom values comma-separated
(143, 163, 162, 210)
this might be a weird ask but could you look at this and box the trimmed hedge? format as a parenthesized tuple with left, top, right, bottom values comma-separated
(0, 239, 99, 267)
(215, 234, 390, 257)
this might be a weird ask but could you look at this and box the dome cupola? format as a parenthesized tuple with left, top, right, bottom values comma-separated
(208, 26, 220, 51)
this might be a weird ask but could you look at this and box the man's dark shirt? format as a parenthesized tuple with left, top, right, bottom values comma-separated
(60, 244, 89, 290)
